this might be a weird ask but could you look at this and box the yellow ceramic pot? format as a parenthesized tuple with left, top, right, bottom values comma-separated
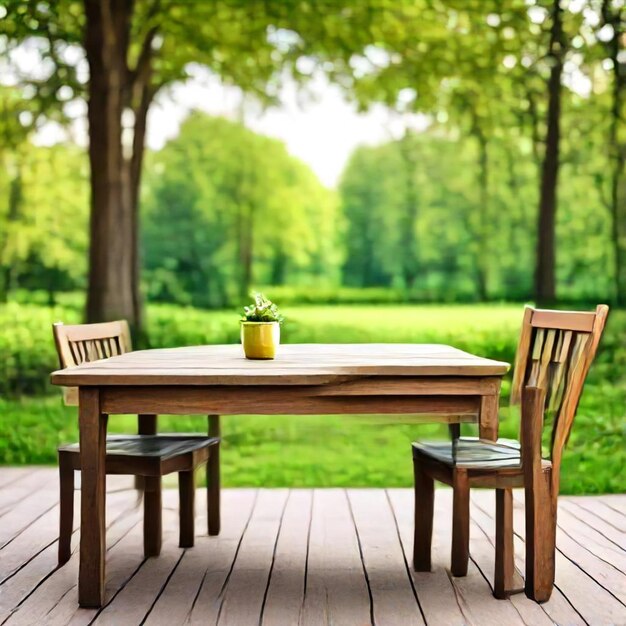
(241, 321, 280, 360)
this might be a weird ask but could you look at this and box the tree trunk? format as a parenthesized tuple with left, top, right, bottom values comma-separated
(237, 203, 254, 301)
(83, 0, 156, 336)
(270, 249, 288, 285)
(474, 129, 489, 301)
(602, 0, 625, 305)
(398, 131, 419, 289)
(84, 0, 136, 327)
(534, 0, 565, 305)
(0, 162, 23, 301)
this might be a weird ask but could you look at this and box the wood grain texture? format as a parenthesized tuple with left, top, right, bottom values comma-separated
(53, 320, 131, 407)
(530, 308, 597, 332)
(178, 471, 195, 548)
(216, 490, 289, 625)
(57, 455, 74, 565)
(508, 491, 626, 625)
(51, 343, 510, 386)
(494, 488, 515, 599)
(183, 490, 259, 625)
(78, 387, 107, 608)
(413, 456, 434, 572)
(470, 492, 580, 626)
(207, 415, 220, 536)
(451, 469, 470, 577)
(260, 490, 312, 626)
(0, 489, 140, 625)
(478, 394, 499, 440)
(1, 468, 624, 626)
(100, 385, 484, 417)
(521, 387, 555, 602)
(511, 306, 534, 405)
(348, 489, 424, 625)
(300, 489, 371, 626)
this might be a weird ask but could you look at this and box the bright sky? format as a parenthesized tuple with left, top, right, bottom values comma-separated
(33, 66, 430, 189)
(143, 68, 429, 188)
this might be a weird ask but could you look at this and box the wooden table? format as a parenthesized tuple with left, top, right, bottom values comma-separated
(51, 343, 509, 607)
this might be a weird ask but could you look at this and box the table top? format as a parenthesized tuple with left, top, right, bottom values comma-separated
(50, 344, 510, 387)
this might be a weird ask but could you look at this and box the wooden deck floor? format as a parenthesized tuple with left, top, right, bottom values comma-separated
(0, 468, 624, 626)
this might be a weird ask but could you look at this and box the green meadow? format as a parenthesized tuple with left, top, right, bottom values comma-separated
(1, 301, 624, 495)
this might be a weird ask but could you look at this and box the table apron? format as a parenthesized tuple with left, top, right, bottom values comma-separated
(98, 383, 495, 416)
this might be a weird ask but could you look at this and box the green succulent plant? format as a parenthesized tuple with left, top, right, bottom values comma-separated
(241, 293, 284, 323)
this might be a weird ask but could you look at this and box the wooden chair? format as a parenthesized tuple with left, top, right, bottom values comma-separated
(412, 305, 608, 602)
(52, 321, 222, 565)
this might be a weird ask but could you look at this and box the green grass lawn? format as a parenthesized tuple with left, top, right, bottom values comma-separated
(1, 303, 624, 494)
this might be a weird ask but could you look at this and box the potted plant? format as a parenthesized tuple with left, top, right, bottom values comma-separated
(240, 293, 284, 360)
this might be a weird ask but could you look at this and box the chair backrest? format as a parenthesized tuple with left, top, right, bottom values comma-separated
(511, 305, 608, 491)
(52, 320, 132, 404)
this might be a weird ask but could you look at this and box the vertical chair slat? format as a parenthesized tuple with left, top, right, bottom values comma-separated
(536, 329, 556, 390)
(527, 328, 544, 387)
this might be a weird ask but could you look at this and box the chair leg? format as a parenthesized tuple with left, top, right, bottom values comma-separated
(413, 456, 434, 571)
(525, 475, 556, 602)
(179, 470, 195, 548)
(494, 488, 515, 598)
(207, 415, 221, 536)
(143, 476, 162, 557)
(58, 456, 74, 566)
(451, 468, 470, 577)
(135, 414, 157, 492)
(448, 423, 461, 440)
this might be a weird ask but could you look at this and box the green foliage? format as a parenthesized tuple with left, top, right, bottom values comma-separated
(0, 301, 80, 395)
(339, 127, 615, 301)
(142, 114, 341, 308)
(241, 293, 284, 323)
(257, 286, 409, 305)
(0, 142, 89, 301)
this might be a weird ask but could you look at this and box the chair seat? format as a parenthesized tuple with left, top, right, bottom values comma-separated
(413, 436, 522, 469)
(59, 434, 219, 461)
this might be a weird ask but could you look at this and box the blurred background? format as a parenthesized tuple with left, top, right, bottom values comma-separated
(0, 0, 624, 494)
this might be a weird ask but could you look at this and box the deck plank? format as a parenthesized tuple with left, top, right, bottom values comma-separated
(348, 489, 424, 626)
(0, 470, 60, 546)
(427, 491, 525, 626)
(556, 505, 626, 576)
(2, 489, 142, 626)
(149, 489, 258, 626)
(0, 467, 47, 495)
(216, 489, 289, 626)
(387, 488, 474, 625)
(87, 493, 182, 625)
(506, 491, 626, 625)
(560, 498, 626, 554)
(470, 491, 582, 626)
(0, 469, 624, 626)
(300, 489, 372, 626)
(573, 495, 626, 533)
(260, 490, 311, 626)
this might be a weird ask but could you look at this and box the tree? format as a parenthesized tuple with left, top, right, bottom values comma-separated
(143, 113, 339, 307)
(0, 0, 347, 332)
(0, 142, 89, 302)
(0, 86, 36, 301)
(534, 0, 566, 304)
(600, 0, 625, 304)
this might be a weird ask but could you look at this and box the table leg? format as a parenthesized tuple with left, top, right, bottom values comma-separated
(135, 414, 157, 491)
(78, 387, 107, 608)
(479, 393, 499, 441)
(207, 415, 221, 536)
